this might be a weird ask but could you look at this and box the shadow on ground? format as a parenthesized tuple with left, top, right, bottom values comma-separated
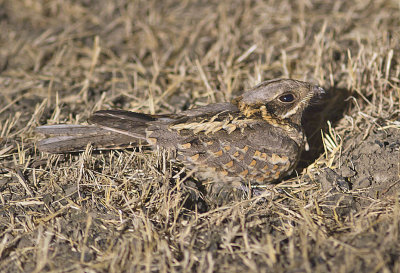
(298, 87, 351, 169)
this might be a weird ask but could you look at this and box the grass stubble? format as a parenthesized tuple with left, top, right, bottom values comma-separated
(0, 0, 399, 272)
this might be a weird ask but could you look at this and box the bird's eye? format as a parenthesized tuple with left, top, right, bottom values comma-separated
(279, 93, 295, 103)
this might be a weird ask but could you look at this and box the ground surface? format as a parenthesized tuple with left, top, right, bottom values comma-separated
(1, 0, 400, 272)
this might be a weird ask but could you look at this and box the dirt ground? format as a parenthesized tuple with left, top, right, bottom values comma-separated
(1, 0, 400, 272)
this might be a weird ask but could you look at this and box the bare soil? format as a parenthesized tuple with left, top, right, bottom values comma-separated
(1, 1, 399, 272)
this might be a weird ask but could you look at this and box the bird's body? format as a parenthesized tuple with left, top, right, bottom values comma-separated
(36, 79, 325, 185)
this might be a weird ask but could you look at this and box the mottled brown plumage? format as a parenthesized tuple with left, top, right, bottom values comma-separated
(36, 79, 325, 185)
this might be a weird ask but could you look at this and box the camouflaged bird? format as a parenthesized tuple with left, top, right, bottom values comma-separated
(36, 79, 325, 185)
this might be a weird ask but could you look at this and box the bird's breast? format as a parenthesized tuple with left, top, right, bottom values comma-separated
(176, 129, 296, 184)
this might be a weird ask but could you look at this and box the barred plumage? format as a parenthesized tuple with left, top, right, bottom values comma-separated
(36, 79, 325, 185)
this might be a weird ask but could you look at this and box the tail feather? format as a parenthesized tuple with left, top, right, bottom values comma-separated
(36, 125, 143, 153)
(36, 110, 165, 153)
(36, 125, 104, 135)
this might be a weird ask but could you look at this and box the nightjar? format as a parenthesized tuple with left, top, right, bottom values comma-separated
(36, 79, 325, 186)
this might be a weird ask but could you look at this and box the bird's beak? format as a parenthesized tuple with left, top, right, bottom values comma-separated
(312, 85, 326, 99)
(313, 85, 326, 95)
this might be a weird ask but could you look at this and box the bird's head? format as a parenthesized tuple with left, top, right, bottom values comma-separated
(233, 79, 325, 126)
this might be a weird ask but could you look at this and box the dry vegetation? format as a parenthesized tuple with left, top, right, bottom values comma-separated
(1, 0, 400, 272)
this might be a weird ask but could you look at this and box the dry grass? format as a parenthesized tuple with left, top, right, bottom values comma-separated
(1, 0, 400, 272)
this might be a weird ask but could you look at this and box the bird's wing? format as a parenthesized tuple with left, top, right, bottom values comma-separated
(36, 104, 239, 154)
(176, 102, 239, 118)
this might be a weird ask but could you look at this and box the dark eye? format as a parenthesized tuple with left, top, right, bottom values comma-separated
(279, 93, 295, 103)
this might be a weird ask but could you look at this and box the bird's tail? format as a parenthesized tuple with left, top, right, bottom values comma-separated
(36, 110, 156, 153)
